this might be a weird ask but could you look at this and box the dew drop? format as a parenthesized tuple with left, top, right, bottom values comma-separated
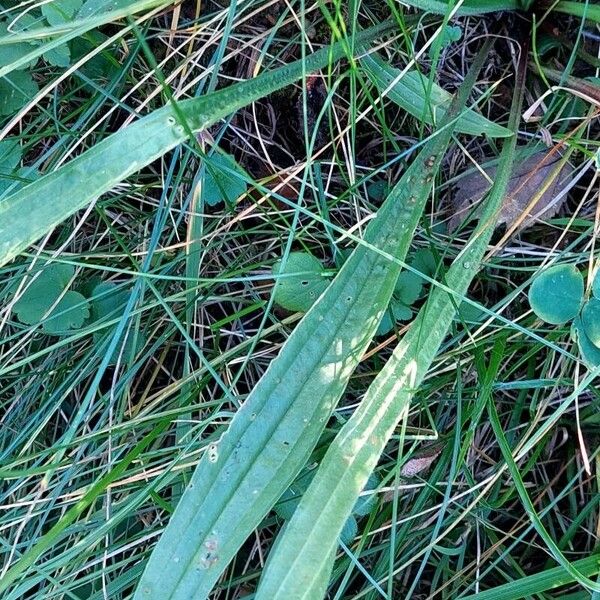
(207, 443, 219, 463)
(463, 262, 471, 269)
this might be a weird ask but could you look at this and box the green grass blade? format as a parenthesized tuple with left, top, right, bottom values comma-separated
(0, 420, 169, 594)
(460, 554, 600, 600)
(132, 36, 488, 600)
(0, 22, 390, 269)
(362, 53, 512, 138)
(555, 1, 600, 23)
(402, 0, 600, 22)
(399, 0, 519, 15)
(487, 401, 600, 592)
(254, 41, 521, 600)
(0, 0, 170, 77)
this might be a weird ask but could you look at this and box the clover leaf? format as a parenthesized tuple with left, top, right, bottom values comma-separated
(12, 264, 90, 334)
(528, 264, 583, 325)
(42, 0, 82, 26)
(0, 71, 39, 116)
(572, 317, 600, 370)
(202, 152, 248, 208)
(272, 252, 329, 313)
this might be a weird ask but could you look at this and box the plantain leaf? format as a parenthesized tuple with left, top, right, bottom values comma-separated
(362, 53, 512, 138)
(254, 41, 519, 599)
(0, 21, 392, 269)
(133, 37, 492, 600)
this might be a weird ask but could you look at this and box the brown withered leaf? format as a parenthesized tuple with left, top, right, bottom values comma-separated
(400, 444, 443, 478)
(448, 149, 574, 233)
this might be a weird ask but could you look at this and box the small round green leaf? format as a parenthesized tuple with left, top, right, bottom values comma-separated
(572, 317, 600, 369)
(390, 300, 412, 322)
(581, 297, 600, 348)
(43, 291, 90, 334)
(411, 248, 437, 278)
(12, 264, 74, 324)
(528, 264, 583, 324)
(0, 23, 37, 72)
(272, 252, 328, 313)
(90, 281, 130, 321)
(202, 152, 248, 208)
(376, 310, 394, 336)
(394, 271, 422, 305)
(366, 180, 389, 202)
(0, 137, 21, 173)
(592, 269, 600, 300)
(42, 0, 82, 26)
(0, 71, 39, 116)
(44, 43, 71, 68)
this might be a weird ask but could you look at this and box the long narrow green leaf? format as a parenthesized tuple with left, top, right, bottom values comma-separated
(554, 1, 600, 23)
(254, 42, 521, 599)
(0, 22, 391, 269)
(399, 0, 519, 15)
(362, 53, 512, 138)
(403, 0, 600, 22)
(460, 554, 600, 600)
(133, 36, 488, 600)
(0, 0, 171, 76)
(488, 400, 600, 592)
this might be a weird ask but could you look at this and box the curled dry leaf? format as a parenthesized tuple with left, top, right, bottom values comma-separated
(381, 444, 443, 503)
(400, 444, 443, 478)
(448, 149, 574, 233)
